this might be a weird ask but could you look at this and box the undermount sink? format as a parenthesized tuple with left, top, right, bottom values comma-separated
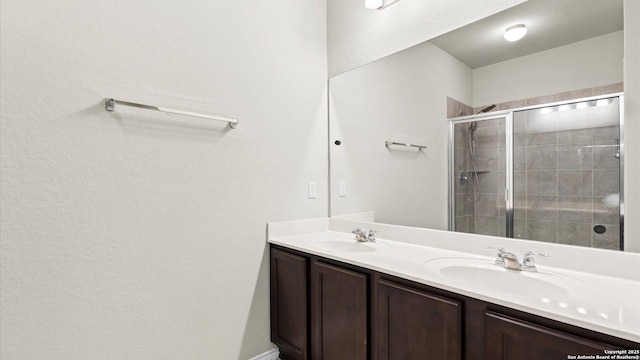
(309, 238, 389, 253)
(425, 258, 594, 299)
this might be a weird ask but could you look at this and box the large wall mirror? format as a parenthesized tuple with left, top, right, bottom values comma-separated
(329, 0, 632, 251)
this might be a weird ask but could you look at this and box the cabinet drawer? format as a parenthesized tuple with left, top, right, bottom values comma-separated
(485, 311, 618, 360)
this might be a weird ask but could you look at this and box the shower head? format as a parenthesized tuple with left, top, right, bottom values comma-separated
(469, 121, 477, 132)
(476, 104, 497, 114)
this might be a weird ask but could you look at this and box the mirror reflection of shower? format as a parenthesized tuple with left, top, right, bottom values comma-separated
(459, 104, 495, 203)
(461, 121, 481, 202)
(449, 95, 623, 250)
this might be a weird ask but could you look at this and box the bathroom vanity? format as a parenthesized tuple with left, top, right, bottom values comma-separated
(268, 218, 640, 360)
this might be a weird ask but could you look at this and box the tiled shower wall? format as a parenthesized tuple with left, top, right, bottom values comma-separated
(512, 99, 621, 250)
(471, 118, 506, 237)
(450, 97, 476, 233)
(472, 83, 624, 114)
(448, 83, 622, 250)
(453, 122, 475, 233)
(449, 97, 507, 236)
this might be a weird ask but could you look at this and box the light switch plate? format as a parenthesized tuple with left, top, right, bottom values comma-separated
(308, 182, 317, 199)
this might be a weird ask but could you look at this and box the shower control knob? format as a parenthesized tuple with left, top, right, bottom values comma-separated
(593, 225, 606, 234)
(459, 172, 469, 184)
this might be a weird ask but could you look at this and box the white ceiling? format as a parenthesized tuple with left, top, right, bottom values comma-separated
(327, 0, 527, 76)
(429, 0, 623, 69)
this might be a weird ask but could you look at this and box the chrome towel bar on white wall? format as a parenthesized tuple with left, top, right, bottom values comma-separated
(105, 98, 238, 129)
(385, 141, 426, 150)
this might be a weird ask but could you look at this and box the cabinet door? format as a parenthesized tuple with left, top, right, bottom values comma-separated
(271, 248, 308, 360)
(375, 279, 461, 360)
(485, 311, 617, 360)
(311, 261, 367, 360)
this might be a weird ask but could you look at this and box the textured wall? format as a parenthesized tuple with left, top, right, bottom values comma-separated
(0, 1, 327, 359)
(327, 0, 526, 77)
(473, 31, 624, 106)
(329, 41, 472, 229)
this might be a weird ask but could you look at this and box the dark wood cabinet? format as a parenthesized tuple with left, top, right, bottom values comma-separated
(270, 245, 639, 360)
(375, 279, 462, 360)
(311, 261, 368, 360)
(270, 248, 308, 360)
(485, 311, 617, 360)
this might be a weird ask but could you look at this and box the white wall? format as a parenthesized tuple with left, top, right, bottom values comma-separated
(473, 31, 624, 106)
(624, 0, 640, 252)
(0, 1, 327, 359)
(330, 41, 472, 229)
(327, 0, 526, 77)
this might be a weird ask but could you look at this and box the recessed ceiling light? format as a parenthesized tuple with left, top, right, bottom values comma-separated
(504, 24, 527, 42)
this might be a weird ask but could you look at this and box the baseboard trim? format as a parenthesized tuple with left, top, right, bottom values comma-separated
(248, 348, 280, 360)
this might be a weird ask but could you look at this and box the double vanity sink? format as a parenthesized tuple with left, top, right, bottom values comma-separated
(307, 235, 597, 302)
(269, 217, 640, 346)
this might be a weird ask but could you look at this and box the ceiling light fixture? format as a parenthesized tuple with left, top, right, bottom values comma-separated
(504, 24, 527, 42)
(365, 0, 383, 9)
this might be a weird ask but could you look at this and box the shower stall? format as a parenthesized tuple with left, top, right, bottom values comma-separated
(449, 94, 624, 250)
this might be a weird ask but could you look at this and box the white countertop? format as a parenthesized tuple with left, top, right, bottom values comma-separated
(267, 217, 640, 343)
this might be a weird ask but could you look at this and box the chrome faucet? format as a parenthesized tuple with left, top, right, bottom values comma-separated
(352, 228, 367, 242)
(366, 229, 377, 242)
(520, 251, 549, 272)
(487, 247, 549, 272)
(352, 228, 376, 242)
(487, 247, 521, 270)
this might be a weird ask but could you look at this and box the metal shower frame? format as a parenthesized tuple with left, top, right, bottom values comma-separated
(447, 93, 625, 249)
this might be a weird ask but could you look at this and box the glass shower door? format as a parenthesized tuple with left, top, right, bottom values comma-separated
(450, 115, 508, 236)
(512, 97, 621, 249)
